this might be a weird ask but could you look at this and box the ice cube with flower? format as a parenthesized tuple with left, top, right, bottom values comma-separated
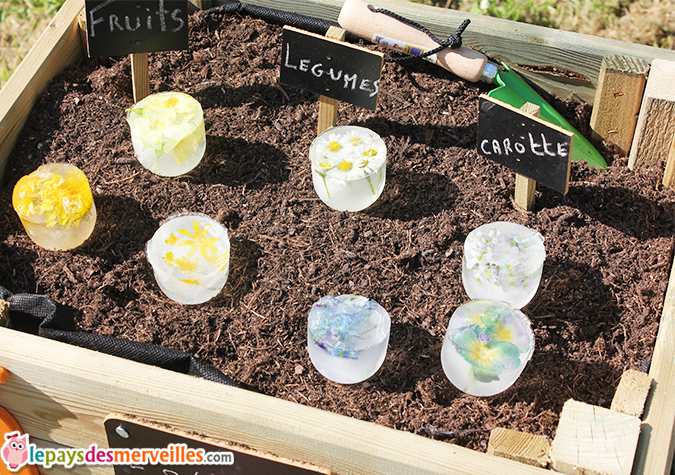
(307, 294, 391, 384)
(126, 91, 206, 176)
(146, 212, 231, 305)
(12, 163, 97, 250)
(309, 126, 387, 212)
(442, 300, 535, 396)
(462, 221, 546, 309)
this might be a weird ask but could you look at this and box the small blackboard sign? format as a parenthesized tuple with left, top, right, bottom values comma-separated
(477, 95, 573, 194)
(104, 415, 330, 475)
(85, 0, 189, 57)
(280, 26, 383, 111)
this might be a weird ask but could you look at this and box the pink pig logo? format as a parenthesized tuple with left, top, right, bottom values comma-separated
(1, 431, 29, 471)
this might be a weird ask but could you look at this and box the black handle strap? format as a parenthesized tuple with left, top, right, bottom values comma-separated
(368, 6, 471, 62)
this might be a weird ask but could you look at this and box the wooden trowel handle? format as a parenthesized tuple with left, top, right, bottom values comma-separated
(338, 0, 488, 82)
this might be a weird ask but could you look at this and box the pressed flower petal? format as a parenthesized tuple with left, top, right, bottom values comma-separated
(173, 121, 205, 165)
(482, 313, 532, 352)
(309, 126, 386, 183)
(472, 367, 501, 383)
(126, 92, 204, 157)
(452, 326, 521, 374)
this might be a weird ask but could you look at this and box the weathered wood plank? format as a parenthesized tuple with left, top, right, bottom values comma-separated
(0, 0, 85, 182)
(610, 369, 651, 418)
(664, 137, 675, 188)
(633, 251, 675, 475)
(590, 54, 649, 156)
(550, 400, 641, 475)
(628, 59, 675, 170)
(0, 328, 551, 475)
(487, 427, 550, 467)
(224, 0, 675, 103)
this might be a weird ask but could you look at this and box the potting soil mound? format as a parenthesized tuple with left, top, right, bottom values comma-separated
(1, 9, 674, 451)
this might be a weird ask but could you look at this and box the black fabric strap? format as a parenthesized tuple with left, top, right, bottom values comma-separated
(368, 6, 471, 62)
(206, 1, 361, 42)
(205, 1, 471, 64)
(0, 286, 237, 386)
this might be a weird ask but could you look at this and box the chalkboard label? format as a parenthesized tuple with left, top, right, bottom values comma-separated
(104, 415, 331, 475)
(85, 0, 189, 57)
(477, 95, 573, 194)
(280, 26, 383, 111)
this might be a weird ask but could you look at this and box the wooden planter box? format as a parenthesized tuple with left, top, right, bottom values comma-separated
(1, 1, 675, 474)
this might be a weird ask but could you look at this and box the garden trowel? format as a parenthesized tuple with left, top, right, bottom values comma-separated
(338, 0, 607, 169)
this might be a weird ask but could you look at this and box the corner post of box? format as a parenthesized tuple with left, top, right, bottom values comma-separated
(589, 54, 648, 156)
(628, 59, 675, 172)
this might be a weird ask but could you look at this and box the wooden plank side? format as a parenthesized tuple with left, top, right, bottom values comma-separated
(487, 428, 550, 467)
(230, 0, 675, 103)
(0, 328, 551, 475)
(610, 369, 651, 418)
(633, 251, 675, 475)
(628, 59, 675, 170)
(550, 400, 641, 475)
(664, 137, 675, 188)
(589, 54, 649, 156)
(0, 0, 85, 182)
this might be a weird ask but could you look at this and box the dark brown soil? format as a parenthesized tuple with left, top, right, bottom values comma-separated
(1, 9, 674, 452)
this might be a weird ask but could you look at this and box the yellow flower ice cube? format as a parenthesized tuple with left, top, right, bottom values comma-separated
(12, 163, 97, 251)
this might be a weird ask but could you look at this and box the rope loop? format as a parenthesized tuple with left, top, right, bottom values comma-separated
(367, 6, 471, 63)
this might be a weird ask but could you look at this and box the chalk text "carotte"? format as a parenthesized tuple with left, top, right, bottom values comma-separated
(480, 133, 569, 158)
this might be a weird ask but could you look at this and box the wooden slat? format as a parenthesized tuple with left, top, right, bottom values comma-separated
(664, 137, 675, 188)
(130, 53, 150, 102)
(633, 251, 675, 475)
(0, 328, 551, 475)
(487, 428, 550, 467)
(628, 59, 675, 170)
(550, 400, 641, 475)
(610, 369, 651, 418)
(1, 2, 674, 475)
(589, 54, 649, 156)
(228, 0, 675, 103)
(0, 0, 85, 182)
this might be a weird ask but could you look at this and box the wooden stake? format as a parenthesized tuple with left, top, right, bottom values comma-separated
(77, 9, 87, 54)
(131, 52, 150, 103)
(610, 369, 651, 418)
(317, 27, 346, 135)
(589, 54, 648, 156)
(662, 133, 675, 188)
(550, 399, 641, 475)
(628, 59, 675, 170)
(487, 427, 550, 468)
(514, 102, 540, 212)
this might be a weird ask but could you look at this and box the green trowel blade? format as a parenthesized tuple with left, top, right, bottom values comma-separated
(488, 64, 607, 169)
